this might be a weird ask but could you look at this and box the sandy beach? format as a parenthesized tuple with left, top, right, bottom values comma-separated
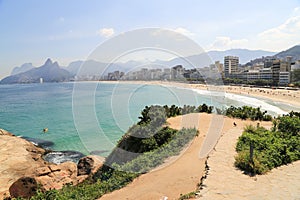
(99, 80, 300, 108)
(100, 114, 281, 200)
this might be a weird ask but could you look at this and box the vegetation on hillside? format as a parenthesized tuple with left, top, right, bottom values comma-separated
(235, 111, 300, 175)
(217, 105, 273, 121)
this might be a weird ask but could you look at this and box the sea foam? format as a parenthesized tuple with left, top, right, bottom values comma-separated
(191, 88, 288, 116)
(164, 84, 288, 116)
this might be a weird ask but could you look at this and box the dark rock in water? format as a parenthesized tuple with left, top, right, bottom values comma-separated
(90, 150, 109, 155)
(43, 151, 85, 164)
(21, 136, 54, 149)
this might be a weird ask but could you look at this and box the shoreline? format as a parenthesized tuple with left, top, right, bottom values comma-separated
(96, 80, 300, 108)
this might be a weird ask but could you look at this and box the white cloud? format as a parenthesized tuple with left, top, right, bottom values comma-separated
(207, 36, 249, 51)
(97, 28, 115, 38)
(204, 7, 300, 52)
(257, 15, 300, 51)
(259, 16, 300, 38)
(172, 27, 195, 37)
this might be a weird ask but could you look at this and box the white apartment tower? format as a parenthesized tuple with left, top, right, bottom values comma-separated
(224, 56, 239, 77)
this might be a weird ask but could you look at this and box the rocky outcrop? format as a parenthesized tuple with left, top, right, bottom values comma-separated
(35, 162, 78, 191)
(0, 128, 105, 199)
(7, 157, 105, 198)
(0, 129, 47, 199)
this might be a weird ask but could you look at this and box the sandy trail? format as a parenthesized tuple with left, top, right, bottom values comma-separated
(100, 114, 271, 200)
(100, 113, 212, 200)
(198, 120, 300, 200)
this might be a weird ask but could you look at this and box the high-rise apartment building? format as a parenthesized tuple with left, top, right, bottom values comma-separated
(224, 56, 239, 77)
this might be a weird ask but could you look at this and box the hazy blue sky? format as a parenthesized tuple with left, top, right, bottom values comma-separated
(1, 0, 300, 78)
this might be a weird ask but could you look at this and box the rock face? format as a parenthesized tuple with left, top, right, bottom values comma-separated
(0, 128, 104, 199)
(35, 162, 78, 191)
(0, 129, 46, 199)
(77, 155, 105, 176)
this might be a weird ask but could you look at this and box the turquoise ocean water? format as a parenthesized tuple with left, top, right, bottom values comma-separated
(0, 82, 298, 155)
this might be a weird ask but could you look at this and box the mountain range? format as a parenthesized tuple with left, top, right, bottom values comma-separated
(208, 49, 275, 64)
(0, 59, 72, 84)
(1, 46, 299, 84)
(274, 45, 300, 61)
(11, 63, 35, 75)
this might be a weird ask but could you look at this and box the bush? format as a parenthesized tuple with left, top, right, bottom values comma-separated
(117, 128, 198, 173)
(234, 151, 268, 174)
(235, 113, 300, 175)
(225, 106, 272, 121)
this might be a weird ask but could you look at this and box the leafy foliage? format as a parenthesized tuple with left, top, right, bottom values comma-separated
(235, 112, 300, 175)
(179, 191, 197, 200)
(225, 105, 272, 121)
(116, 128, 198, 173)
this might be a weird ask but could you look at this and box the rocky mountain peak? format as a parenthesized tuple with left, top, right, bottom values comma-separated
(44, 58, 53, 66)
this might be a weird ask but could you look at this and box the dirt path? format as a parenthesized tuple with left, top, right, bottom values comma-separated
(100, 113, 213, 200)
(198, 121, 300, 199)
(100, 114, 272, 200)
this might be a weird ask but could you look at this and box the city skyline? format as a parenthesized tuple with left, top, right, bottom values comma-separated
(1, 0, 300, 78)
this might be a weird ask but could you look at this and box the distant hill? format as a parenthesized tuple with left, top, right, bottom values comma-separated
(0, 59, 72, 84)
(149, 49, 276, 68)
(11, 63, 35, 75)
(66, 60, 133, 76)
(274, 45, 300, 61)
(61, 49, 277, 78)
(207, 49, 276, 64)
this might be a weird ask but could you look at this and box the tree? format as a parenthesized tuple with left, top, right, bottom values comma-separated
(291, 69, 300, 83)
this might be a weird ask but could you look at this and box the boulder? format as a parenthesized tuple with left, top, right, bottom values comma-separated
(9, 177, 38, 198)
(36, 161, 78, 191)
(77, 155, 105, 176)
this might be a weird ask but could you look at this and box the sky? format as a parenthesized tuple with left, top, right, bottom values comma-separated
(1, 0, 300, 79)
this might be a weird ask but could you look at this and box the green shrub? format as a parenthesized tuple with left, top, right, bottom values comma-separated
(235, 112, 300, 175)
(225, 105, 272, 121)
(118, 128, 198, 173)
(179, 191, 197, 200)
